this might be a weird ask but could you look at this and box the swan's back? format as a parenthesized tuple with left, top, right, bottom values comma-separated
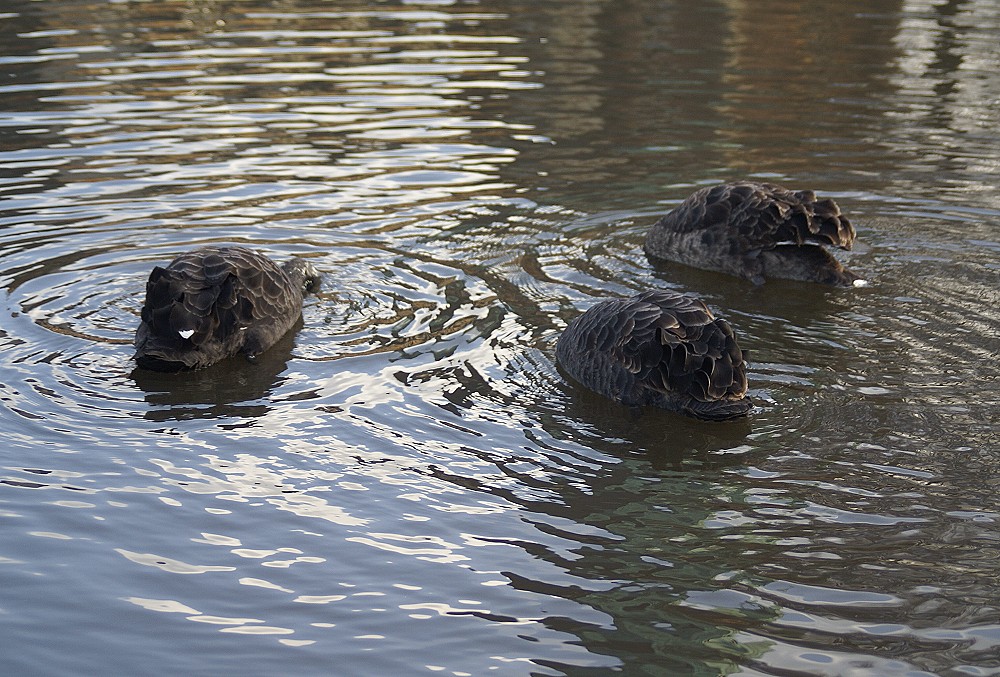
(133, 246, 320, 371)
(556, 290, 751, 420)
(644, 181, 859, 285)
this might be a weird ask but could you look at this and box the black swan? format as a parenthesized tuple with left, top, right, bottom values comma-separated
(644, 181, 864, 286)
(556, 290, 752, 420)
(133, 246, 321, 371)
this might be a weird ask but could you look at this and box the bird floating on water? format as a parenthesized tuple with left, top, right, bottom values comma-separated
(556, 289, 752, 421)
(644, 181, 865, 286)
(133, 246, 321, 371)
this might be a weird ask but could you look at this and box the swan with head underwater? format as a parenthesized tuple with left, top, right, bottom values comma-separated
(644, 181, 867, 286)
(133, 246, 321, 371)
(556, 181, 867, 419)
(556, 289, 752, 421)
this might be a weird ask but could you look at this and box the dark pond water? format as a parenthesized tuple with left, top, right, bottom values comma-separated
(2, 0, 999, 674)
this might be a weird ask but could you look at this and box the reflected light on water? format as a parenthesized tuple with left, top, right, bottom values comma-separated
(1, 0, 1000, 675)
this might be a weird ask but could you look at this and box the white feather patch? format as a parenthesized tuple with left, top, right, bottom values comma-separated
(178, 329, 195, 339)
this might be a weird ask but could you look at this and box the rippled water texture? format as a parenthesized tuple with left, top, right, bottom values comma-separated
(2, 0, 999, 674)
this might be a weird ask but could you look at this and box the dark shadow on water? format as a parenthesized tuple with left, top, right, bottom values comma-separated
(373, 324, 773, 676)
(552, 376, 755, 471)
(646, 254, 866, 316)
(445, 376, 771, 677)
(130, 321, 301, 422)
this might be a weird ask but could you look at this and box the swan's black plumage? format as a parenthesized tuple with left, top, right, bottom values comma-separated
(644, 181, 860, 285)
(133, 246, 320, 371)
(556, 290, 751, 420)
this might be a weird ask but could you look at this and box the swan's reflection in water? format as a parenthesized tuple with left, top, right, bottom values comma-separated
(131, 321, 303, 422)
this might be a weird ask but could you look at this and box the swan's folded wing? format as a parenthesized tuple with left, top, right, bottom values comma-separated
(618, 291, 748, 404)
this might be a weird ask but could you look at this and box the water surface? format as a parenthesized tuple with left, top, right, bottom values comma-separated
(2, 0, 999, 675)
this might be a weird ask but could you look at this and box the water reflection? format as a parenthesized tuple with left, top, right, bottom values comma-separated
(889, 0, 1000, 206)
(131, 322, 300, 421)
(2, 0, 1000, 675)
(717, 0, 905, 180)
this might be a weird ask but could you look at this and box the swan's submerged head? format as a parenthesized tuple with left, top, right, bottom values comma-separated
(133, 350, 196, 372)
(683, 396, 754, 421)
(757, 245, 863, 287)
